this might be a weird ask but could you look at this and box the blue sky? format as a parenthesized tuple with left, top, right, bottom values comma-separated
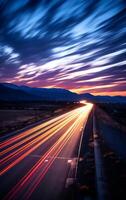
(0, 0, 126, 95)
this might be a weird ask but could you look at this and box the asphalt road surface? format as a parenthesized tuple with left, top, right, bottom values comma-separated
(0, 103, 93, 200)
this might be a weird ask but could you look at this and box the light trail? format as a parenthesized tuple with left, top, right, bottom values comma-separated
(23, 116, 84, 200)
(3, 110, 85, 200)
(0, 110, 77, 156)
(0, 114, 77, 163)
(0, 108, 82, 174)
(0, 107, 83, 149)
(3, 103, 93, 200)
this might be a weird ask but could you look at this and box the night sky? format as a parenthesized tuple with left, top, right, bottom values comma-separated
(0, 0, 126, 95)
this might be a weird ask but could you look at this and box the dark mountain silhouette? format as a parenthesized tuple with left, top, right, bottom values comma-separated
(0, 83, 38, 101)
(0, 83, 126, 103)
(0, 83, 78, 102)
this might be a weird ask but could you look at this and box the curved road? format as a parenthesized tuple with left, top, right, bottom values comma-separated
(0, 103, 93, 200)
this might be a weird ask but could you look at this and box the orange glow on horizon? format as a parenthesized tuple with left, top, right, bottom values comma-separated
(3, 80, 126, 96)
(70, 88, 126, 96)
(92, 91, 126, 96)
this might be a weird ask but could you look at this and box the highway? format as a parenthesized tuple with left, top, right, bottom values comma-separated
(0, 103, 93, 200)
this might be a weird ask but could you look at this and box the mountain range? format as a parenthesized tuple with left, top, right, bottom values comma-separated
(0, 83, 126, 103)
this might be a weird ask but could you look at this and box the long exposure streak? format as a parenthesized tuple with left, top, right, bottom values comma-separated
(1, 103, 93, 200)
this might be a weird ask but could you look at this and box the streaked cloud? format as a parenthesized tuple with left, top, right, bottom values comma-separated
(0, 0, 126, 95)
